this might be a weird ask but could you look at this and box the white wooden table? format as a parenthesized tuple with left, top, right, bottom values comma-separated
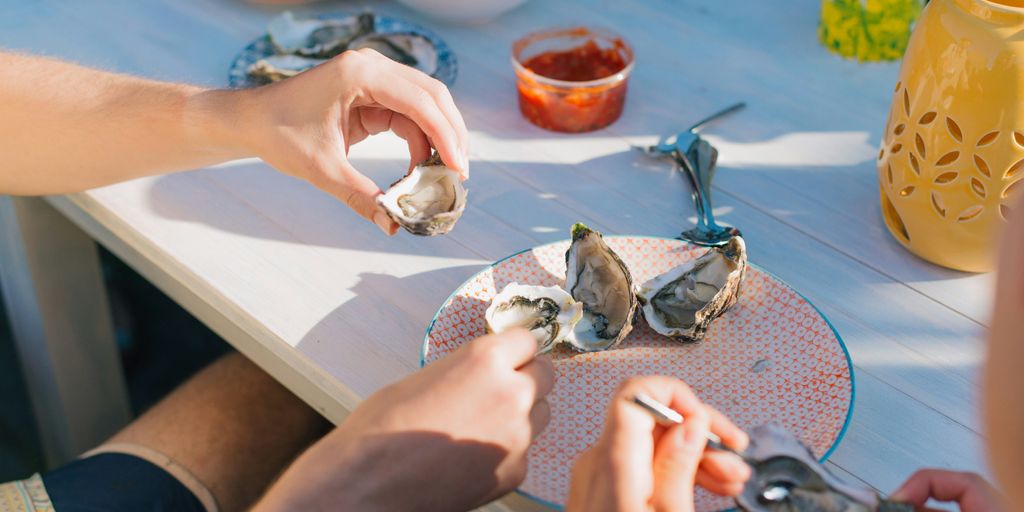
(0, 0, 992, 509)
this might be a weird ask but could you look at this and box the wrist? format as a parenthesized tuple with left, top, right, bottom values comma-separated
(252, 427, 396, 511)
(183, 86, 258, 162)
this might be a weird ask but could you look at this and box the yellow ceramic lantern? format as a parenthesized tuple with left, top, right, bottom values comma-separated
(878, 0, 1024, 272)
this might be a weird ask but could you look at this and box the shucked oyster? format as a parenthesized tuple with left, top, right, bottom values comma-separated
(638, 236, 746, 341)
(737, 424, 912, 512)
(376, 152, 467, 236)
(485, 283, 583, 354)
(348, 32, 439, 76)
(247, 55, 325, 84)
(268, 11, 375, 58)
(564, 224, 638, 352)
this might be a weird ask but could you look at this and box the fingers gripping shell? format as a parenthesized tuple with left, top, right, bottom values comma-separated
(563, 223, 638, 352)
(638, 236, 747, 341)
(736, 424, 911, 512)
(485, 283, 583, 354)
(377, 152, 467, 236)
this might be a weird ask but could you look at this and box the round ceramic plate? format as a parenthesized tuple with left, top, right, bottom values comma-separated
(422, 236, 854, 511)
(228, 12, 458, 88)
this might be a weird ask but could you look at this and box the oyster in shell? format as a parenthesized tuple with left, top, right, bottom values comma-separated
(638, 236, 746, 341)
(376, 152, 467, 236)
(268, 11, 375, 58)
(737, 424, 911, 512)
(485, 283, 583, 354)
(348, 32, 439, 76)
(247, 55, 325, 84)
(563, 223, 638, 352)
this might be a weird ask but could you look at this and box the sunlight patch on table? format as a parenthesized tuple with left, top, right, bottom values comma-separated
(705, 131, 876, 168)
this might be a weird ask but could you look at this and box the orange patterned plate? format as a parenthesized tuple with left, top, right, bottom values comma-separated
(422, 236, 853, 511)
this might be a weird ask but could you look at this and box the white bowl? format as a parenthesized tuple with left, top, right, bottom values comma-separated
(394, 0, 529, 25)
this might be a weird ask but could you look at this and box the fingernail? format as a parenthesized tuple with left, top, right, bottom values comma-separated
(889, 490, 907, 502)
(373, 211, 393, 235)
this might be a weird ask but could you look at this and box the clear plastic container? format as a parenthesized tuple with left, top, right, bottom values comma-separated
(512, 27, 634, 133)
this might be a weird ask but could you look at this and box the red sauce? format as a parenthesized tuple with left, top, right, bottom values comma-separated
(514, 33, 632, 133)
(521, 40, 628, 82)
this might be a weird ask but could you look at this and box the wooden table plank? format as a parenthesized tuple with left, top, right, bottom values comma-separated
(0, 0, 994, 506)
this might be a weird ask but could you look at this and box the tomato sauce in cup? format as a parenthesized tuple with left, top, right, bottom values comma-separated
(512, 27, 634, 133)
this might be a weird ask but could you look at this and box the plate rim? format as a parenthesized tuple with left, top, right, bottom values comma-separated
(227, 11, 459, 88)
(419, 235, 856, 511)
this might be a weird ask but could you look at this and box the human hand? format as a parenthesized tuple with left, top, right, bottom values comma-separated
(566, 376, 750, 512)
(243, 49, 469, 235)
(891, 469, 1003, 512)
(253, 329, 553, 512)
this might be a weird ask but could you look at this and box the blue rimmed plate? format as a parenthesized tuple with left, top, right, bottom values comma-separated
(228, 12, 458, 89)
(422, 236, 854, 511)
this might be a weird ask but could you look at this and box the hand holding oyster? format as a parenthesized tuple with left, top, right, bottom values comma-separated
(377, 152, 467, 236)
(737, 424, 912, 512)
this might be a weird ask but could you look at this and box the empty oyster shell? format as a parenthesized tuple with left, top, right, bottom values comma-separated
(563, 223, 638, 352)
(638, 236, 746, 341)
(737, 424, 911, 512)
(485, 283, 583, 354)
(247, 55, 325, 84)
(268, 11, 375, 59)
(376, 152, 467, 236)
(348, 32, 438, 76)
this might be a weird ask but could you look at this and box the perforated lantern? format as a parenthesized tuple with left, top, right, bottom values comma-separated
(877, 0, 1024, 272)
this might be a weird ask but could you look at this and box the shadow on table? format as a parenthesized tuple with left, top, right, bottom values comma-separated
(144, 133, 976, 291)
(293, 265, 491, 378)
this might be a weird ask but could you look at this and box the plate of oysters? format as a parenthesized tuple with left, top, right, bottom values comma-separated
(423, 224, 860, 511)
(228, 10, 457, 89)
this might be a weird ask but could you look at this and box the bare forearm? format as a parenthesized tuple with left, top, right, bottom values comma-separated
(0, 52, 252, 195)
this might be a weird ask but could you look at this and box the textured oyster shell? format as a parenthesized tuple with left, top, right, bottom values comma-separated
(485, 283, 583, 354)
(638, 236, 746, 341)
(348, 32, 438, 76)
(267, 11, 375, 58)
(563, 223, 638, 352)
(376, 152, 467, 236)
(737, 424, 911, 512)
(247, 55, 325, 84)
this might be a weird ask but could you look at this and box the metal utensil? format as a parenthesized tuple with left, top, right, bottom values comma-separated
(630, 393, 745, 458)
(634, 102, 745, 246)
(631, 394, 907, 511)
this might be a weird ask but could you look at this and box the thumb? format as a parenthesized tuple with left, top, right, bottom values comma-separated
(651, 410, 709, 512)
(317, 157, 397, 236)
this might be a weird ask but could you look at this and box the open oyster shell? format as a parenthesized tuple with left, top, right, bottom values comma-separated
(563, 223, 638, 352)
(348, 32, 438, 76)
(268, 11, 375, 59)
(247, 55, 325, 84)
(485, 283, 583, 354)
(376, 152, 467, 236)
(737, 424, 911, 512)
(638, 236, 746, 341)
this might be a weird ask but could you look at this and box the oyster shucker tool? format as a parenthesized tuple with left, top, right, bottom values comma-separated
(631, 394, 906, 512)
(630, 393, 745, 458)
(634, 102, 745, 247)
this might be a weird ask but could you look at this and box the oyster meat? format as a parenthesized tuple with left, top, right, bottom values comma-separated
(348, 32, 439, 76)
(247, 55, 325, 84)
(252, 11, 442, 85)
(268, 11, 375, 58)
(638, 236, 746, 341)
(485, 283, 583, 354)
(376, 152, 467, 236)
(563, 223, 638, 352)
(737, 424, 912, 512)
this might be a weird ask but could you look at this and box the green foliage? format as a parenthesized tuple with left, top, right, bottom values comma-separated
(819, 0, 923, 62)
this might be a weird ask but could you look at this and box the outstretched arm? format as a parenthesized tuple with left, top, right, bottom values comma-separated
(0, 50, 468, 234)
(0, 52, 245, 195)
